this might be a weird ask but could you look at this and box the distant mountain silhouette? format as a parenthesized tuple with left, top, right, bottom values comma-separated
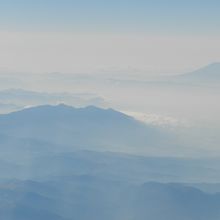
(0, 102, 220, 220)
(0, 89, 106, 114)
(1, 178, 220, 220)
(0, 104, 170, 154)
(130, 182, 220, 220)
(178, 62, 220, 82)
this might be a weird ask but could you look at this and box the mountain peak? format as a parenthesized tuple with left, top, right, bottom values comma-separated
(178, 62, 220, 82)
(207, 62, 220, 67)
(190, 62, 220, 75)
(2, 104, 133, 123)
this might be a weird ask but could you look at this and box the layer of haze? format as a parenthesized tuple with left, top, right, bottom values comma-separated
(1, 2, 220, 220)
(0, 32, 220, 74)
(0, 0, 220, 73)
(0, 0, 219, 157)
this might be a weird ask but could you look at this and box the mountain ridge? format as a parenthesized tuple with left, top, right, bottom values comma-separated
(178, 62, 220, 81)
(0, 104, 168, 155)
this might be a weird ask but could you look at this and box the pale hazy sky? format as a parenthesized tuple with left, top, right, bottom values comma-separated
(0, 0, 219, 74)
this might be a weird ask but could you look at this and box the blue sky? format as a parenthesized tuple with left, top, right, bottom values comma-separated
(0, 0, 219, 73)
(0, 0, 219, 34)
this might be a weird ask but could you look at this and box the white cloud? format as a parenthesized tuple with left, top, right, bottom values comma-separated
(123, 110, 190, 127)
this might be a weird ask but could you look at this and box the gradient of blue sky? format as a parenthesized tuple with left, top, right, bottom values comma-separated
(0, 0, 219, 73)
(0, 0, 219, 34)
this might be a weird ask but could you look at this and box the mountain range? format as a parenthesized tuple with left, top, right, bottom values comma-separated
(0, 104, 173, 155)
(1, 177, 220, 220)
(0, 89, 106, 114)
(0, 104, 220, 219)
